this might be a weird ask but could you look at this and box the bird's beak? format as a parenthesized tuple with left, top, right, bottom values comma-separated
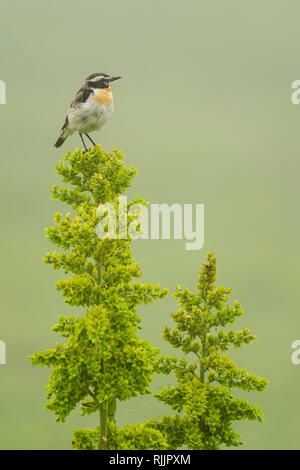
(111, 76, 122, 82)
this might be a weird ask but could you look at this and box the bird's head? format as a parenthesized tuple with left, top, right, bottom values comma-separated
(85, 73, 122, 90)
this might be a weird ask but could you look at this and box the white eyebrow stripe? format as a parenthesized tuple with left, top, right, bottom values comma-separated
(88, 75, 108, 82)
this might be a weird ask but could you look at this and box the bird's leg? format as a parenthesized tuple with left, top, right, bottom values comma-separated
(85, 133, 96, 147)
(79, 133, 88, 153)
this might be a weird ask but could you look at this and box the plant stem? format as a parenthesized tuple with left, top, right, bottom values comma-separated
(108, 398, 117, 423)
(96, 260, 109, 450)
(199, 330, 207, 434)
(96, 262, 102, 305)
(99, 401, 108, 450)
(200, 331, 207, 383)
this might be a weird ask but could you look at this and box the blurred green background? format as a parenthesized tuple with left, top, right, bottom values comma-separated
(0, 0, 299, 450)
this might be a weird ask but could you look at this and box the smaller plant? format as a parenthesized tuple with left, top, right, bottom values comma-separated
(152, 252, 268, 449)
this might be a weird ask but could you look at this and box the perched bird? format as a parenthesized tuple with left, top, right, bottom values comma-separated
(54, 73, 122, 151)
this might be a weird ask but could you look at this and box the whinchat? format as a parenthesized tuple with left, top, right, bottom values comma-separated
(54, 73, 122, 151)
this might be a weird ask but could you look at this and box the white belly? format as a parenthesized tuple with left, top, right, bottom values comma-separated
(68, 98, 113, 134)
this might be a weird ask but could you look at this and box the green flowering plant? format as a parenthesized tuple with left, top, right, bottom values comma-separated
(151, 253, 268, 449)
(31, 147, 267, 450)
(29, 146, 167, 449)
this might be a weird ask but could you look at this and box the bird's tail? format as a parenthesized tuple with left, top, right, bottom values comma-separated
(54, 133, 67, 148)
(54, 118, 72, 148)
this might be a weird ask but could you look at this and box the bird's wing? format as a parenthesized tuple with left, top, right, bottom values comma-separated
(59, 85, 92, 134)
(69, 85, 93, 109)
(61, 115, 69, 131)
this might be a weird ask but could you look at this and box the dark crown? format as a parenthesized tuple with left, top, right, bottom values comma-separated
(85, 73, 111, 89)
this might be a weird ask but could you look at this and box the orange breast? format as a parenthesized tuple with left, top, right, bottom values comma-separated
(92, 89, 113, 105)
